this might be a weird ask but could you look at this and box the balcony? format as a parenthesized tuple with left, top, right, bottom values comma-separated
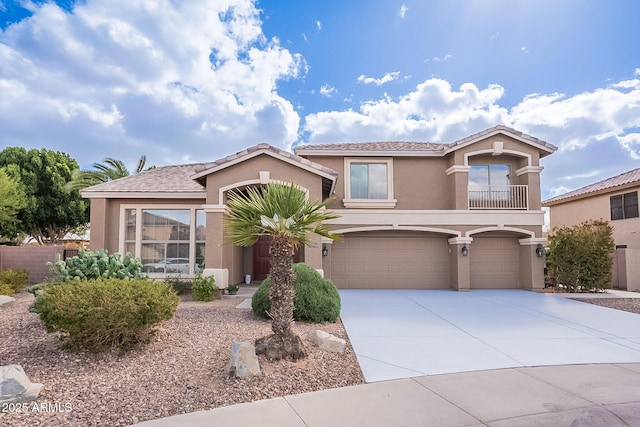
(468, 185, 528, 210)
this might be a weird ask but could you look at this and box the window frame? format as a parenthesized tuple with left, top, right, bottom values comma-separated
(610, 191, 639, 221)
(120, 204, 205, 276)
(343, 157, 396, 208)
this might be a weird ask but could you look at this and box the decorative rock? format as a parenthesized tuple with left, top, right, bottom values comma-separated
(307, 330, 346, 353)
(0, 365, 43, 404)
(229, 341, 260, 378)
(0, 295, 15, 307)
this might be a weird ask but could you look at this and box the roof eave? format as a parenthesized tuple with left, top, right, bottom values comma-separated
(80, 191, 207, 199)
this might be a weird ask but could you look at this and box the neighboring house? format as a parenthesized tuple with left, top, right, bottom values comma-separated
(81, 125, 556, 291)
(543, 168, 640, 292)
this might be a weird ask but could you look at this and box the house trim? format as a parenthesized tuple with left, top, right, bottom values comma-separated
(328, 209, 545, 226)
(81, 191, 206, 199)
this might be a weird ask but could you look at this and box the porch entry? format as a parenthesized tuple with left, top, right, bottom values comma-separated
(252, 235, 304, 281)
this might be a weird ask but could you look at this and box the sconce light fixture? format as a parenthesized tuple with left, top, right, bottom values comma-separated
(322, 244, 328, 257)
(461, 245, 469, 257)
(536, 244, 545, 257)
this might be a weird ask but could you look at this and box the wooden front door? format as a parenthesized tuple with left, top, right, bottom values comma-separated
(252, 236, 304, 282)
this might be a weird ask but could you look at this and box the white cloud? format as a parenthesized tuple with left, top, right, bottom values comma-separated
(357, 71, 401, 86)
(319, 84, 337, 98)
(316, 20, 322, 32)
(303, 73, 640, 199)
(429, 54, 454, 62)
(398, 4, 408, 19)
(0, 0, 304, 166)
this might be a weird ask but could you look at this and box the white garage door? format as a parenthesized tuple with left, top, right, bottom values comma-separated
(328, 233, 449, 289)
(470, 237, 519, 288)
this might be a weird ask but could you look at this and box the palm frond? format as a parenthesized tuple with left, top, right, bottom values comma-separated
(224, 182, 340, 248)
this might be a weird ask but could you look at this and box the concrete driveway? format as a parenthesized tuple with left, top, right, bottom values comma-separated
(339, 289, 640, 382)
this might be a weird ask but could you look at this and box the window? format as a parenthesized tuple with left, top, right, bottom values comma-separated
(344, 158, 396, 208)
(469, 164, 510, 187)
(122, 207, 205, 275)
(611, 192, 639, 220)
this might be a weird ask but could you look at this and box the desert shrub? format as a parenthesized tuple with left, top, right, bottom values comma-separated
(252, 263, 341, 323)
(164, 275, 190, 295)
(0, 282, 14, 296)
(192, 273, 217, 301)
(0, 269, 28, 295)
(546, 219, 615, 292)
(31, 278, 179, 352)
(47, 250, 146, 282)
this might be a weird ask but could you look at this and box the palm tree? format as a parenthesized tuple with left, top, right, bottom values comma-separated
(66, 155, 153, 192)
(224, 182, 339, 360)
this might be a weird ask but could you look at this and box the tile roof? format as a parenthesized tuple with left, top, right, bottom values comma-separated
(296, 125, 557, 155)
(544, 167, 640, 205)
(80, 163, 207, 195)
(448, 125, 557, 153)
(295, 141, 446, 152)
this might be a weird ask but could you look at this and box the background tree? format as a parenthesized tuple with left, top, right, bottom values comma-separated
(0, 168, 28, 242)
(66, 155, 154, 191)
(546, 219, 615, 292)
(0, 147, 89, 245)
(224, 183, 339, 360)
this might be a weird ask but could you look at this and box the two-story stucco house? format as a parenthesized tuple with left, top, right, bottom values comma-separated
(544, 168, 640, 292)
(81, 125, 556, 291)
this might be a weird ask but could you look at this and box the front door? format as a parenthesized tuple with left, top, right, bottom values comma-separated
(252, 236, 304, 281)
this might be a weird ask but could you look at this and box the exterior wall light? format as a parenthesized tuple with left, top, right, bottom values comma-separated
(322, 244, 328, 257)
(536, 244, 545, 257)
(461, 245, 469, 256)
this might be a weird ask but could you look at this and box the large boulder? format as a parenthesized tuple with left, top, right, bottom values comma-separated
(229, 341, 260, 378)
(0, 365, 43, 404)
(0, 295, 15, 307)
(307, 330, 346, 353)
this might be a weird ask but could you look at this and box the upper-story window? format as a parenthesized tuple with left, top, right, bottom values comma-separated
(611, 192, 639, 220)
(469, 164, 510, 187)
(343, 158, 396, 208)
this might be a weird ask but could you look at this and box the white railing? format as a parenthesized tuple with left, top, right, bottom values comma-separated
(468, 185, 528, 209)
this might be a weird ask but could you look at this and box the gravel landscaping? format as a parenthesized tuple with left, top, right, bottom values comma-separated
(2, 290, 640, 427)
(0, 292, 364, 427)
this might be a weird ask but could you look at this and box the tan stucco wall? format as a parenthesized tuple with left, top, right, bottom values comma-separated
(547, 185, 640, 290)
(305, 134, 545, 212)
(204, 154, 325, 204)
(203, 153, 327, 285)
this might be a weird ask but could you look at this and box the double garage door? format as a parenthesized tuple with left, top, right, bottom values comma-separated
(329, 232, 520, 289)
(329, 233, 449, 289)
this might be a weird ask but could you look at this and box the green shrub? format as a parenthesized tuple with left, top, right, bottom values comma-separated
(192, 273, 217, 301)
(0, 269, 28, 295)
(31, 278, 179, 352)
(47, 250, 146, 282)
(546, 219, 615, 292)
(252, 263, 341, 323)
(164, 275, 190, 295)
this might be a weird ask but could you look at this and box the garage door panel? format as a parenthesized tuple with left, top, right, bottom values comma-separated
(470, 237, 519, 289)
(329, 234, 449, 289)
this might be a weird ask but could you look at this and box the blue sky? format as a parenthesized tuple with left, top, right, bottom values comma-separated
(1, 0, 639, 200)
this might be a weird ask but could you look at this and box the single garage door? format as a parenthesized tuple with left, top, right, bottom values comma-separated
(470, 237, 519, 288)
(328, 232, 449, 289)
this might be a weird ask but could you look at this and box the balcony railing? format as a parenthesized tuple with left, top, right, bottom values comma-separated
(468, 185, 528, 209)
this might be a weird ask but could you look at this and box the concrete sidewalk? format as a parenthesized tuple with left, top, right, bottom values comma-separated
(133, 363, 640, 426)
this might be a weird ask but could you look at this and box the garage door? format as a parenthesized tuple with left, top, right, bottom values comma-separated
(470, 237, 519, 288)
(328, 233, 449, 289)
